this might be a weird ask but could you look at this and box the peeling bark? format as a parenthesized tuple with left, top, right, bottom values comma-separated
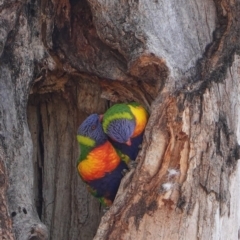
(91, 0, 240, 238)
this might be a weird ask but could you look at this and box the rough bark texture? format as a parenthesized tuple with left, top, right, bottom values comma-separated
(0, 148, 14, 240)
(0, 1, 48, 239)
(28, 80, 107, 240)
(1, 0, 240, 239)
(89, 1, 240, 239)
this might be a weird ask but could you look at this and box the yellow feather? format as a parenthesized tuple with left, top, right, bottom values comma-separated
(128, 104, 149, 137)
(77, 135, 95, 147)
(102, 112, 132, 132)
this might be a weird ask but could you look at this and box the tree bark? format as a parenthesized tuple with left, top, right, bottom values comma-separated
(28, 81, 107, 240)
(88, 1, 240, 239)
(1, 0, 240, 240)
(0, 1, 48, 239)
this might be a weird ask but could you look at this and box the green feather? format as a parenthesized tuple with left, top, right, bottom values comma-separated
(115, 149, 131, 164)
(102, 103, 134, 132)
(76, 135, 96, 166)
(127, 102, 141, 107)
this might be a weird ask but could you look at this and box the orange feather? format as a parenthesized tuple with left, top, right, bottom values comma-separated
(78, 141, 120, 182)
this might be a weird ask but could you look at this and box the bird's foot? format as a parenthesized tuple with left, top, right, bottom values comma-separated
(128, 160, 138, 169)
(121, 168, 129, 176)
(122, 160, 137, 176)
(103, 207, 110, 213)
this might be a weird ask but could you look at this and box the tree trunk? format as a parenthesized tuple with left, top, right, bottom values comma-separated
(27, 82, 107, 240)
(1, 0, 240, 239)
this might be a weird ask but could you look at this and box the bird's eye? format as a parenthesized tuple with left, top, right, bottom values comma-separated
(91, 125, 96, 130)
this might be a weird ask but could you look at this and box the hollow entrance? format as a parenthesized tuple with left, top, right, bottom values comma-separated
(27, 78, 107, 240)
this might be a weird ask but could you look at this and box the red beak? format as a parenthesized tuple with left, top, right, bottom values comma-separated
(99, 114, 103, 122)
(126, 139, 132, 146)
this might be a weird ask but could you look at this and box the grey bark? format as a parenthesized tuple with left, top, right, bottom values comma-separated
(0, 1, 47, 239)
(1, 0, 240, 240)
(28, 81, 106, 240)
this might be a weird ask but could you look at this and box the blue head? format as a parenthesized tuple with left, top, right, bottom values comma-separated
(77, 114, 107, 147)
(107, 119, 135, 145)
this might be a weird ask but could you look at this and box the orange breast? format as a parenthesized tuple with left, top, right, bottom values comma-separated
(78, 141, 120, 181)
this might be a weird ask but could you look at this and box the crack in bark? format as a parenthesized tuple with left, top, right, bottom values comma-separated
(180, 0, 240, 96)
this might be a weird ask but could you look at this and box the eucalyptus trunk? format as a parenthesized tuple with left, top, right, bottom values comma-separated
(1, 0, 240, 240)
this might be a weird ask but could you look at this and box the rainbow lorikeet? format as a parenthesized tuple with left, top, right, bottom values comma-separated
(102, 102, 149, 161)
(77, 114, 129, 206)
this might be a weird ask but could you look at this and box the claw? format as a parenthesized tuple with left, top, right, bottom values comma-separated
(128, 160, 138, 169)
(121, 168, 129, 176)
(103, 207, 110, 213)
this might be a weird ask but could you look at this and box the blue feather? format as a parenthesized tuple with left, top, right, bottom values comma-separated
(109, 132, 144, 161)
(88, 161, 128, 202)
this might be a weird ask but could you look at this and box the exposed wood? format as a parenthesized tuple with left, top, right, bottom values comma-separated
(88, 0, 240, 239)
(94, 55, 240, 240)
(1, 0, 240, 239)
(28, 78, 107, 240)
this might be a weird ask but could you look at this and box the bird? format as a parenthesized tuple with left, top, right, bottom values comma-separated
(76, 113, 129, 207)
(102, 102, 149, 161)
